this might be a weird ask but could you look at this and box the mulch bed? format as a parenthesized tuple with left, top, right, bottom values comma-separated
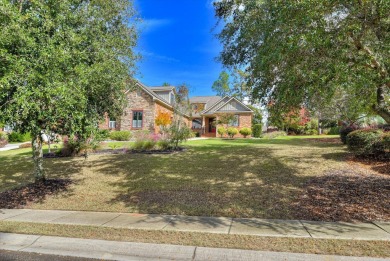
(0, 179, 72, 209)
(293, 169, 390, 222)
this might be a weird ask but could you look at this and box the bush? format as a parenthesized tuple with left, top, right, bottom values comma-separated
(8, 132, 31, 142)
(217, 127, 226, 138)
(157, 139, 171, 150)
(97, 129, 110, 140)
(239, 127, 252, 138)
(19, 143, 32, 149)
(262, 131, 287, 139)
(304, 129, 318, 135)
(346, 129, 383, 156)
(132, 140, 156, 150)
(340, 125, 359, 144)
(226, 127, 238, 138)
(252, 124, 262, 138)
(59, 136, 80, 156)
(328, 126, 341, 135)
(382, 132, 390, 153)
(109, 131, 131, 141)
(0, 131, 8, 148)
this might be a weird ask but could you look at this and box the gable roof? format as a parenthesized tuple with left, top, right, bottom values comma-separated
(202, 96, 253, 115)
(148, 86, 175, 92)
(189, 96, 222, 117)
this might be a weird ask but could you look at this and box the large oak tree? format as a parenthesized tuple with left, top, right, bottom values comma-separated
(0, 0, 138, 181)
(214, 0, 389, 123)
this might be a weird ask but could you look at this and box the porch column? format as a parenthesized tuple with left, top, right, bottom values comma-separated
(202, 116, 206, 135)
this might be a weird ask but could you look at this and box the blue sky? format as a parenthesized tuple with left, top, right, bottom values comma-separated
(134, 0, 224, 96)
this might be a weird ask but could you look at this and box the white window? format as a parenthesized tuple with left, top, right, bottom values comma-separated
(170, 92, 175, 105)
(136, 89, 142, 97)
(109, 119, 116, 129)
(229, 115, 239, 127)
(132, 111, 143, 128)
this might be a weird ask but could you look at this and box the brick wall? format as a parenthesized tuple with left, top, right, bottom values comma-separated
(155, 103, 174, 133)
(120, 89, 156, 132)
(216, 113, 252, 138)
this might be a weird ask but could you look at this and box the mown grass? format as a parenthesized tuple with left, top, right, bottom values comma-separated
(0, 220, 389, 257)
(0, 136, 355, 219)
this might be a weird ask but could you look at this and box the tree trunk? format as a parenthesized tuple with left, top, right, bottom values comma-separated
(373, 84, 390, 124)
(32, 133, 45, 182)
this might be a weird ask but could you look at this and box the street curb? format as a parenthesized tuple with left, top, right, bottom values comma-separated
(0, 232, 388, 261)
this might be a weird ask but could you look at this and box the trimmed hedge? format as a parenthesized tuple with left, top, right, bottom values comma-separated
(226, 127, 238, 138)
(252, 124, 262, 138)
(109, 131, 131, 141)
(217, 127, 226, 138)
(239, 127, 252, 138)
(346, 129, 383, 156)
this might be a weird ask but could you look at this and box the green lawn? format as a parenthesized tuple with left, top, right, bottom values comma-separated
(1, 136, 388, 221)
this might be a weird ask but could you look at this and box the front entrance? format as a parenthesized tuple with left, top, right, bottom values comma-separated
(208, 118, 216, 133)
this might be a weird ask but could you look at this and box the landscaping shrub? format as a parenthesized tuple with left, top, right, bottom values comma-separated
(97, 129, 110, 140)
(19, 143, 32, 149)
(252, 124, 262, 138)
(59, 136, 82, 157)
(8, 132, 31, 142)
(166, 120, 192, 149)
(346, 129, 383, 156)
(109, 131, 131, 141)
(382, 132, 390, 153)
(217, 127, 226, 138)
(340, 125, 359, 144)
(0, 132, 8, 148)
(239, 127, 252, 138)
(226, 127, 238, 138)
(157, 139, 171, 150)
(304, 129, 318, 135)
(328, 126, 341, 135)
(262, 131, 287, 139)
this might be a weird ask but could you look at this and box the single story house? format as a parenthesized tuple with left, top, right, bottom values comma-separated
(100, 81, 253, 138)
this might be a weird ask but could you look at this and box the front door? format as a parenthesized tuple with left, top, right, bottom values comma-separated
(208, 118, 216, 133)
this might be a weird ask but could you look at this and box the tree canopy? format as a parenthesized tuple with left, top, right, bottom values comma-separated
(214, 0, 390, 123)
(212, 71, 231, 97)
(0, 0, 139, 181)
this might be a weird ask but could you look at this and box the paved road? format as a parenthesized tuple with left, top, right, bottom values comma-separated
(0, 250, 100, 261)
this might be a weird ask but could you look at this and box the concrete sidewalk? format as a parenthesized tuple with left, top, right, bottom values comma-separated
(0, 232, 387, 261)
(1, 209, 390, 241)
(0, 143, 26, 152)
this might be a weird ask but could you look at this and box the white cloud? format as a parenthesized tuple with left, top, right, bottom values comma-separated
(140, 51, 180, 63)
(139, 18, 172, 33)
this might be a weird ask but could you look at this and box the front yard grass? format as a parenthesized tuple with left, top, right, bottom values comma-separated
(0, 136, 388, 221)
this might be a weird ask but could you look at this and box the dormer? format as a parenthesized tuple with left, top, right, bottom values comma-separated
(148, 86, 176, 105)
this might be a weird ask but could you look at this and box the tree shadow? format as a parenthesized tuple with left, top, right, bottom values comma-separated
(0, 152, 84, 207)
(292, 169, 390, 222)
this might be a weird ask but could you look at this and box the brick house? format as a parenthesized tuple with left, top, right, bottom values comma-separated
(100, 81, 253, 137)
(189, 96, 253, 138)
